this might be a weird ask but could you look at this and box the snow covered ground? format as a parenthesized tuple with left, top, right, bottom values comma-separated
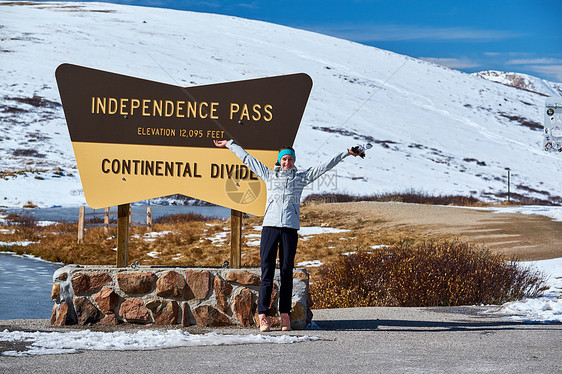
(1, 2, 561, 209)
(485, 205, 562, 222)
(487, 257, 562, 323)
(0, 240, 36, 247)
(0, 329, 320, 357)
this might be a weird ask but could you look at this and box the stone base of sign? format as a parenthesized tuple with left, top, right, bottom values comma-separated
(50, 265, 312, 330)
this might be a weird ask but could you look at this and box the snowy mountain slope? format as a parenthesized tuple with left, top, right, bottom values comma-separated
(1, 1, 561, 208)
(473, 70, 562, 97)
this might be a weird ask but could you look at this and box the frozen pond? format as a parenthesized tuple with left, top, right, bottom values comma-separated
(5, 205, 231, 223)
(0, 206, 231, 320)
(0, 253, 61, 320)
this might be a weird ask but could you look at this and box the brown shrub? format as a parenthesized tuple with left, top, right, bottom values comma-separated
(303, 191, 483, 206)
(11, 148, 46, 158)
(153, 213, 216, 224)
(311, 240, 547, 309)
(4, 212, 38, 228)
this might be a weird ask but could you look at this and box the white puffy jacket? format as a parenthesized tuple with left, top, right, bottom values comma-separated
(226, 140, 349, 229)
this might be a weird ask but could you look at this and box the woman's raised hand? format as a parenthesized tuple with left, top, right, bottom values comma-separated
(214, 140, 228, 148)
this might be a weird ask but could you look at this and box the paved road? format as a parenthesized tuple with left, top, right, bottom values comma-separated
(1, 306, 560, 373)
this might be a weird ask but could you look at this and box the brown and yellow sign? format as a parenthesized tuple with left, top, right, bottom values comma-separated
(55, 64, 312, 215)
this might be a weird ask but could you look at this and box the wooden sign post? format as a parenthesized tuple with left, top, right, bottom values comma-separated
(230, 209, 242, 268)
(116, 203, 130, 268)
(77, 206, 85, 243)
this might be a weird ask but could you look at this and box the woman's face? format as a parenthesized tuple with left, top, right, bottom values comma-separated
(280, 154, 295, 170)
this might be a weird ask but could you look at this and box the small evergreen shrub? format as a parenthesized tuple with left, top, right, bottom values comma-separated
(311, 240, 547, 308)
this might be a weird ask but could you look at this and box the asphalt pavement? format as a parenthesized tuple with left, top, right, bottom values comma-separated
(1, 306, 561, 373)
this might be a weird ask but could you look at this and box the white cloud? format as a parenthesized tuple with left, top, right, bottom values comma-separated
(528, 65, 562, 82)
(419, 57, 480, 69)
(309, 24, 522, 43)
(507, 58, 562, 65)
(502, 57, 562, 82)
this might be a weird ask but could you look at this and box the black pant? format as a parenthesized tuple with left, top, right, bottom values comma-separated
(258, 226, 299, 315)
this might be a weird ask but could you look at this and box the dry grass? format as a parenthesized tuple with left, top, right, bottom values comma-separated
(303, 191, 488, 207)
(0, 206, 433, 271)
(0, 219, 227, 266)
(302, 190, 562, 207)
(0, 168, 49, 180)
(0, 204, 547, 308)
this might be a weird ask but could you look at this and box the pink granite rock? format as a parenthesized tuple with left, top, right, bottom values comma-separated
(225, 270, 260, 286)
(147, 299, 179, 325)
(156, 271, 186, 298)
(74, 297, 100, 325)
(99, 312, 119, 325)
(51, 282, 61, 301)
(232, 287, 254, 327)
(192, 305, 231, 327)
(181, 302, 192, 327)
(71, 273, 112, 295)
(117, 272, 156, 294)
(213, 275, 233, 313)
(52, 301, 69, 326)
(119, 298, 151, 323)
(185, 270, 210, 300)
(94, 287, 120, 314)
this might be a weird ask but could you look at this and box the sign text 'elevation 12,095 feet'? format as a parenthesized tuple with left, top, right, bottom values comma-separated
(55, 64, 312, 215)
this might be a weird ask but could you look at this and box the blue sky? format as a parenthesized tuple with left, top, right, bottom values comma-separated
(37, 0, 562, 82)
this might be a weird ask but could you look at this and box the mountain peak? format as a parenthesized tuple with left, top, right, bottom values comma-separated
(473, 70, 562, 97)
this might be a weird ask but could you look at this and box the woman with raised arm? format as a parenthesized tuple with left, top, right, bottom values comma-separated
(214, 139, 361, 332)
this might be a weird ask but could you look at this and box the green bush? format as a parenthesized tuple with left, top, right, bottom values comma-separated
(310, 240, 547, 309)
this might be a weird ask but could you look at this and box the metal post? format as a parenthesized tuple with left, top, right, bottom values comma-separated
(230, 209, 242, 269)
(505, 168, 511, 203)
(117, 203, 130, 268)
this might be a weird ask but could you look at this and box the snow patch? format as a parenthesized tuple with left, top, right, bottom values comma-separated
(0, 241, 37, 247)
(132, 231, 173, 242)
(484, 257, 562, 323)
(0, 329, 320, 357)
(296, 260, 324, 267)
